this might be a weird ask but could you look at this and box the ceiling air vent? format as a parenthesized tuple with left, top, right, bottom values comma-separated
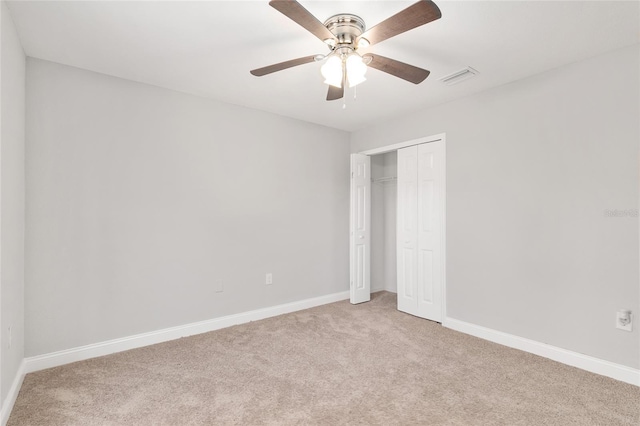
(439, 67, 479, 86)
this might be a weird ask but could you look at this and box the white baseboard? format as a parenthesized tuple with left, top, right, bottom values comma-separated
(1, 360, 25, 426)
(15, 294, 638, 422)
(25, 291, 350, 374)
(371, 285, 396, 294)
(443, 317, 640, 386)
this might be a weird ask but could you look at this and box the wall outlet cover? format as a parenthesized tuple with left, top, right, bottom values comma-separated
(616, 312, 633, 332)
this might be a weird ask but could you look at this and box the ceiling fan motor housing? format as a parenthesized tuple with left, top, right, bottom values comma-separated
(323, 14, 365, 47)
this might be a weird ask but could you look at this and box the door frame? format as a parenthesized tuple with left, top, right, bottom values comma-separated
(356, 133, 447, 321)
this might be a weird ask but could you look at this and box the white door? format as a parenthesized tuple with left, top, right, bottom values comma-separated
(397, 142, 444, 321)
(350, 154, 371, 304)
(397, 146, 419, 314)
(416, 142, 444, 320)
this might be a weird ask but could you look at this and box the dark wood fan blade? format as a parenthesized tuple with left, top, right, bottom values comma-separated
(250, 55, 317, 76)
(366, 54, 430, 84)
(326, 84, 344, 101)
(269, 0, 336, 43)
(357, 0, 441, 47)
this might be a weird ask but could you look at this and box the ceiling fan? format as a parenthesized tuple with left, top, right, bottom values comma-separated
(250, 0, 442, 101)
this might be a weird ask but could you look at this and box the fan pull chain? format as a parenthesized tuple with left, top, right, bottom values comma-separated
(342, 96, 346, 109)
(354, 85, 357, 101)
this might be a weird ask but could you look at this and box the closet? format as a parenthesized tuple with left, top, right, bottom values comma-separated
(350, 136, 445, 323)
(370, 152, 398, 295)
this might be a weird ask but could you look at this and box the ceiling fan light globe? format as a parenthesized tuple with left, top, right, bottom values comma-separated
(348, 75, 366, 88)
(324, 78, 343, 88)
(346, 54, 367, 87)
(321, 56, 343, 88)
(346, 54, 367, 73)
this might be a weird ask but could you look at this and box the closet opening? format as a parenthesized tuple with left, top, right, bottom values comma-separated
(349, 134, 446, 323)
(370, 151, 398, 294)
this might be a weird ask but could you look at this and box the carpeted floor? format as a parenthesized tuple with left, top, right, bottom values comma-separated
(8, 292, 640, 425)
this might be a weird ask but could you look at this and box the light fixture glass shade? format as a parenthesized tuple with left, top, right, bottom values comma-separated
(346, 54, 367, 88)
(321, 56, 343, 88)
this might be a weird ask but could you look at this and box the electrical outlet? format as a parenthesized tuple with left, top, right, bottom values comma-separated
(616, 310, 633, 332)
(266, 273, 273, 285)
(215, 281, 224, 293)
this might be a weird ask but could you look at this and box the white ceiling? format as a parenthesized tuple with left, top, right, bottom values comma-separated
(6, 0, 640, 132)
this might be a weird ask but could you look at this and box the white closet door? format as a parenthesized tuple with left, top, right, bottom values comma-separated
(350, 154, 371, 304)
(397, 145, 418, 314)
(397, 142, 444, 322)
(416, 142, 443, 321)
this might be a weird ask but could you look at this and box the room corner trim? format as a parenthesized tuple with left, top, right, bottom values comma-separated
(443, 317, 640, 386)
(24, 291, 350, 375)
(1, 359, 26, 426)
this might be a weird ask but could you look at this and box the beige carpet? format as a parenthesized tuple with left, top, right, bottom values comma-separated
(9, 292, 640, 425)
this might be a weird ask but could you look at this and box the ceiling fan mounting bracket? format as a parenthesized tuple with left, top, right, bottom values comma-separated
(323, 14, 366, 47)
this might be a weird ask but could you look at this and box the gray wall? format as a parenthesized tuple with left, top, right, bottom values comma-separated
(1, 0, 26, 405)
(352, 45, 640, 369)
(25, 59, 350, 357)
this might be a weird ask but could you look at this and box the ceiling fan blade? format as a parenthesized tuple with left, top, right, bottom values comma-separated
(326, 84, 344, 101)
(366, 54, 430, 84)
(357, 0, 441, 47)
(250, 55, 317, 76)
(269, 0, 336, 43)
